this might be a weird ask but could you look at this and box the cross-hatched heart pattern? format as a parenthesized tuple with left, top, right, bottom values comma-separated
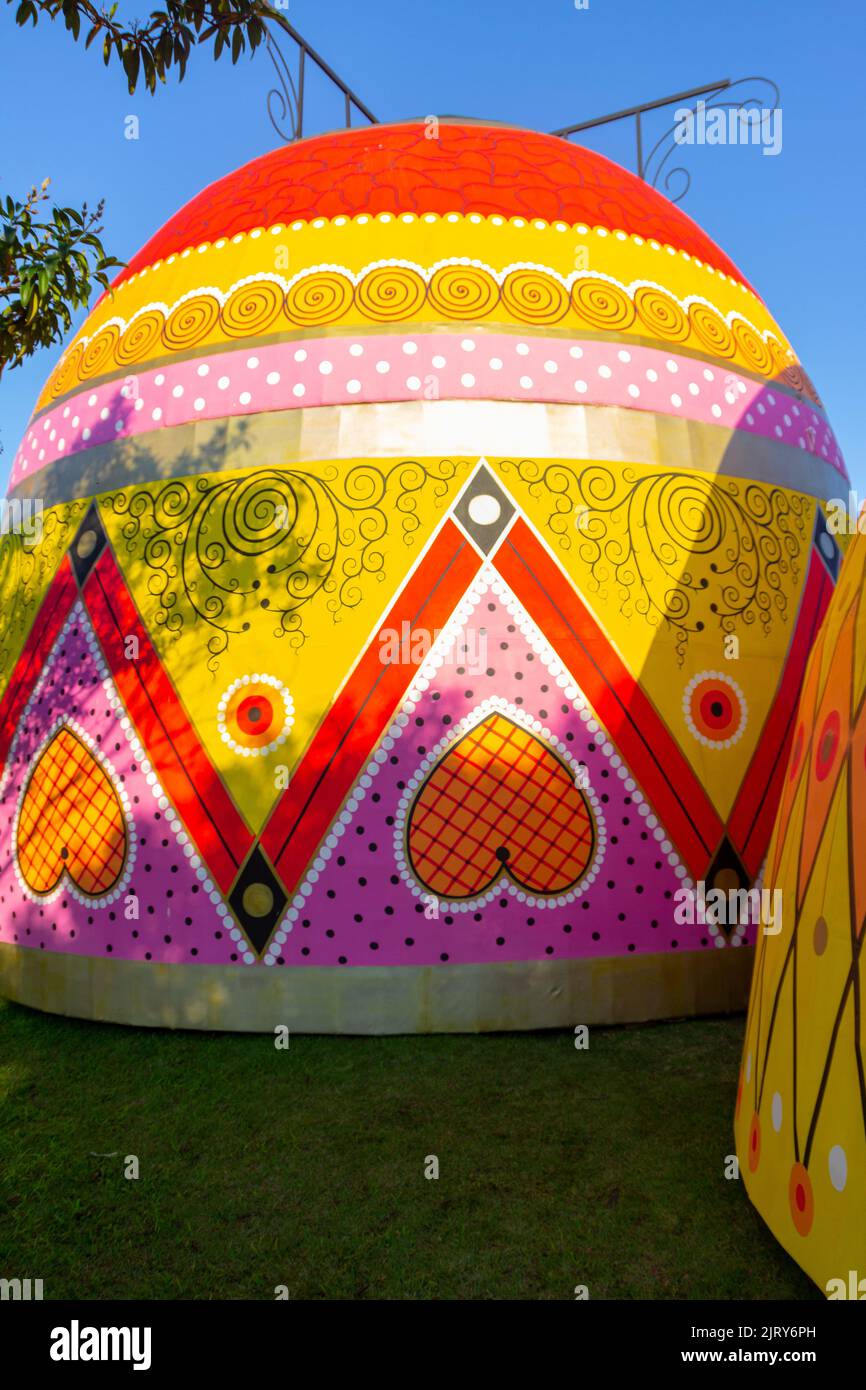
(16, 727, 127, 897)
(407, 712, 594, 898)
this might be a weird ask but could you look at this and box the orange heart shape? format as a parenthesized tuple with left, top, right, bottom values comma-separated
(407, 712, 595, 898)
(16, 726, 127, 897)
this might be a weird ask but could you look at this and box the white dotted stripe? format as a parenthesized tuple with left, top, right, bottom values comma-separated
(16, 334, 842, 484)
(105, 213, 755, 299)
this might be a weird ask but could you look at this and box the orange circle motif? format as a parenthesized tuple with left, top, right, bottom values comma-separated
(218, 676, 294, 756)
(684, 673, 746, 748)
(788, 1163, 814, 1236)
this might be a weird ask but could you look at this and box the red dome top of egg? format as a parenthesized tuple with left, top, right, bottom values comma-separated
(119, 120, 748, 288)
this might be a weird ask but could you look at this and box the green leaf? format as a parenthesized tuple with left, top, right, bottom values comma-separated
(122, 45, 140, 92)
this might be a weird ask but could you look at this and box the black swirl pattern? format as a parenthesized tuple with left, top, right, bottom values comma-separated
(0, 504, 86, 693)
(498, 459, 809, 664)
(108, 461, 460, 671)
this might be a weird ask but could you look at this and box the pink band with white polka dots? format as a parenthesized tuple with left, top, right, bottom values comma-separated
(13, 333, 844, 488)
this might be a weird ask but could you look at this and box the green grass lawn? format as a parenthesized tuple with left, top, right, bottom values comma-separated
(0, 1000, 818, 1301)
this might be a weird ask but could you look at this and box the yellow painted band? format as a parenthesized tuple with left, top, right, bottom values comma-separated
(37, 215, 792, 412)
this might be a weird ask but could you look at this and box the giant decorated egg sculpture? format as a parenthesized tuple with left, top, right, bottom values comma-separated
(0, 121, 848, 1031)
(735, 529, 866, 1294)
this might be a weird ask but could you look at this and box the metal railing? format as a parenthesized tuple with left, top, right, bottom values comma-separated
(552, 77, 781, 203)
(259, 17, 779, 208)
(264, 11, 378, 143)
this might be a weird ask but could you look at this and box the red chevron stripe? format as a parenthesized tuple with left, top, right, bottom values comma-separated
(0, 556, 77, 775)
(83, 548, 254, 892)
(262, 519, 480, 892)
(494, 519, 724, 878)
(728, 550, 834, 878)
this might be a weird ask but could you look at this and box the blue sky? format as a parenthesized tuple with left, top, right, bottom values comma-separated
(1, 0, 863, 495)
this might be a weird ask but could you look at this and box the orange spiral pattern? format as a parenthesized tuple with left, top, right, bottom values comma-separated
(79, 324, 120, 378)
(38, 263, 800, 403)
(427, 264, 500, 319)
(633, 285, 690, 342)
(687, 302, 736, 358)
(732, 318, 775, 375)
(220, 281, 283, 338)
(355, 265, 427, 321)
(501, 268, 569, 324)
(284, 271, 353, 326)
(571, 277, 636, 332)
(768, 335, 794, 375)
(163, 294, 221, 350)
(115, 310, 165, 366)
(51, 340, 86, 398)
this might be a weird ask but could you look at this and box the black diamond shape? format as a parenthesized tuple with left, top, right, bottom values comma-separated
(813, 505, 841, 582)
(228, 847, 287, 956)
(453, 464, 515, 554)
(704, 837, 751, 940)
(69, 504, 108, 587)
